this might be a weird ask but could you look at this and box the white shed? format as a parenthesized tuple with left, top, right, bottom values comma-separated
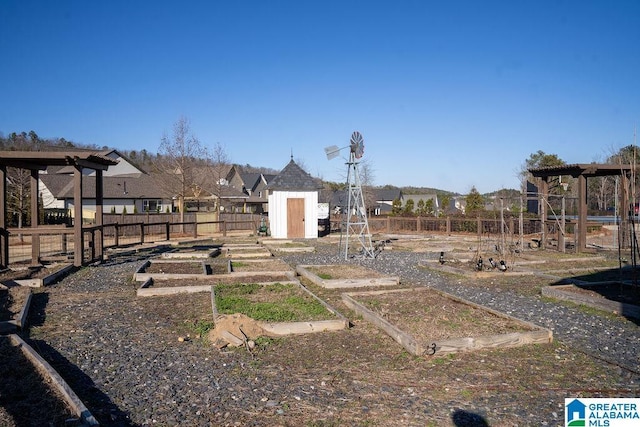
(267, 159, 323, 239)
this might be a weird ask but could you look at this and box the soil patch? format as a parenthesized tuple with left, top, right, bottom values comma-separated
(214, 282, 335, 322)
(144, 261, 204, 275)
(0, 285, 30, 322)
(554, 282, 640, 306)
(230, 259, 291, 272)
(306, 264, 383, 280)
(354, 288, 536, 342)
(0, 336, 77, 426)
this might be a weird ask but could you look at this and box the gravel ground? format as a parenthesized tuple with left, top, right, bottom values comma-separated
(11, 240, 640, 426)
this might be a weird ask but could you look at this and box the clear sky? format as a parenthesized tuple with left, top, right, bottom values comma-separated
(1, 1, 639, 194)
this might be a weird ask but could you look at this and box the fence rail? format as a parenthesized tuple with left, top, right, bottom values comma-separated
(2, 213, 606, 266)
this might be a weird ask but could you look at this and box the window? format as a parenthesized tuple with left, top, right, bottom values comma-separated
(143, 199, 162, 212)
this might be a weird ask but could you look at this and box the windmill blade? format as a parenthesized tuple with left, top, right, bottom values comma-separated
(324, 145, 341, 160)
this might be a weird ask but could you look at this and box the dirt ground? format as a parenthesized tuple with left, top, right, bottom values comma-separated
(2, 233, 639, 426)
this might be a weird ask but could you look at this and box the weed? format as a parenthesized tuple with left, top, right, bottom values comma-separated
(215, 283, 331, 321)
(317, 273, 332, 280)
(231, 261, 248, 268)
(189, 319, 215, 337)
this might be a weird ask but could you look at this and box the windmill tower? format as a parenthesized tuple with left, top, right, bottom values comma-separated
(325, 131, 376, 259)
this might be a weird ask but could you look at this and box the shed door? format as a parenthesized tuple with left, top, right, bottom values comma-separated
(287, 198, 305, 238)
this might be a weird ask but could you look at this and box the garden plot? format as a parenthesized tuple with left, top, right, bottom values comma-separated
(133, 259, 228, 282)
(508, 254, 617, 276)
(160, 245, 221, 259)
(261, 239, 315, 254)
(0, 263, 75, 288)
(0, 284, 32, 334)
(222, 243, 273, 258)
(210, 281, 348, 346)
(230, 258, 294, 275)
(296, 264, 400, 289)
(343, 287, 552, 356)
(542, 282, 640, 319)
(1, 335, 98, 425)
(137, 258, 297, 296)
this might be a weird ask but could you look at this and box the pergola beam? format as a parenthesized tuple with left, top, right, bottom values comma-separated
(530, 163, 633, 253)
(0, 150, 117, 268)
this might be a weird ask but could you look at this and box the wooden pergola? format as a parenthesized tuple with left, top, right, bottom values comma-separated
(529, 163, 633, 253)
(0, 151, 117, 268)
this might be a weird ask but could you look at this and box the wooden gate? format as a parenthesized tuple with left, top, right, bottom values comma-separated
(287, 198, 305, 238)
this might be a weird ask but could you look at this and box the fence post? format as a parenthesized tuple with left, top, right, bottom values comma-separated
(165, 222, 170, 240)
(61, 233, 67, 256)
(90, 229, 96, 261)
(477, 217, 482, 238)
(193, 221, 198, 238)
(114, 223, 119, 247)
(416, 216, 421, 233)
(140, 223, 145, 244)
(386, 217, 391, 233)
(222, 221, 227, 237)
(446, 216, 451, 234)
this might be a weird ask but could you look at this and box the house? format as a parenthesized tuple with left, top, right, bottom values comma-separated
(373, 188, 403, 215)
(446, 196, 466, 215)
(402, 194, 440, 216)
(331, 188, 403, 216)
(225, 165, 275, 214)
(39, 149, 171, 218)
(267, 159, 323, 238)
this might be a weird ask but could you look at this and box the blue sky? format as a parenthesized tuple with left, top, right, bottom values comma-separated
(1, 1, 639, 194)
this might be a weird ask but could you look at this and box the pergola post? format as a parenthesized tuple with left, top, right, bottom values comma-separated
(95, 169, 104, 262)
(73, 166, 84, 267)
(530, 163, 633, 254)
(0, 166, 7, 268)
(538, 177, 549, 249)
(576, 174, 588, 252)
(30, 169, 40, 265)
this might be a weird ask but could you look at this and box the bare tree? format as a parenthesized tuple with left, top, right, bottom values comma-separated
(154, 116, 207, 227)
(205, 141, 231, 215)
(358, 158, 377, 215)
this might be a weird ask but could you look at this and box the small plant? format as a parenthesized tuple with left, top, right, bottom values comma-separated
(317, 273, 332, 280)
(189, 319, 215, 337)
(215, 282, 332, 322)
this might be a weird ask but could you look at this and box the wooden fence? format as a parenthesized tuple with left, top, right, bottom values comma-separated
(4, 212, 597, 266)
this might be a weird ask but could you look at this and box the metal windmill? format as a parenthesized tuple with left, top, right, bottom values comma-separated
(325, 131, 376, 259)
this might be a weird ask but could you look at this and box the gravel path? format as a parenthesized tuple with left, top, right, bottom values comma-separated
(13, 242, 640, 426)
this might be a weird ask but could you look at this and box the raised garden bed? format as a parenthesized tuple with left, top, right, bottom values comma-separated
(160, 246, 221, 259)
(542, 282, 640, 319)
(296, 264, 400, 289)
(222, 243, 273, 258)
(230, 259, 293, 273)
(0, 263, 75, 288)
(0, 335, 97, 426)
(0, 284, 32, 334)
(212, 281, 348, 336)
(137, 272, 298, 296)
(343, 287, 552, 356)
(262, 240, 315, 253)
(133, 259, 230, 281)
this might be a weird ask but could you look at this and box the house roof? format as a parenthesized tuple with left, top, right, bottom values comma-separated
(267, 160, 323, 191)
(375, 188, 402, 202)
(403, 194, 439, 206)
(41, 174, 165, 199)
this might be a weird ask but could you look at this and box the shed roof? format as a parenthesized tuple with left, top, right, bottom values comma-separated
(267, 160, 323, 191)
